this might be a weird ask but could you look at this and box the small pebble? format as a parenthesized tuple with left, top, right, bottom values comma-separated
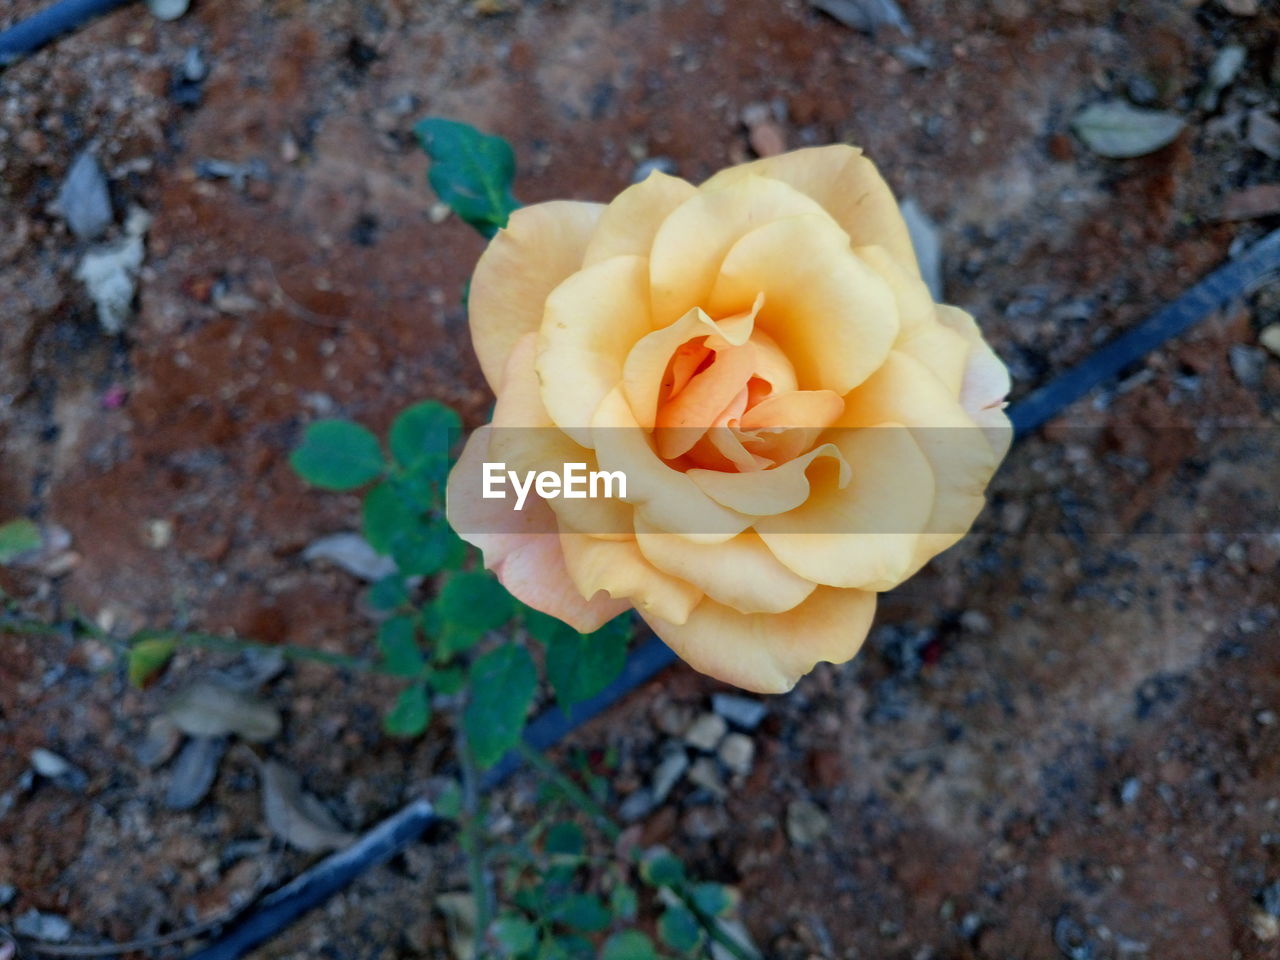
(1118, 777, 1141, 806)
(30, 748, 87, 792)
(57, 151, 112, 241)
(0, 884, 14, 906)
(651, 747, 689, 804)
(619, 787, 655, 823)
(14, 910, 71, 943)
(687, 756, 727, 798)
(718, 733, 755, 775)
(684, 713, 728, 752)
(711, 693, 767, 730)
(681, 805, 729, 840)
(1260, 324, 1280, 359)
(786, 799, 831, 847)
(632, 156, 677, 183)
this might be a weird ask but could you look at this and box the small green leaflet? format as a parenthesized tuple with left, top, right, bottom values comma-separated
(600, 930, 658, 960)
(383, 683, 430, 737)
(0, 518, 41, 564)
(550, 894, 611, 933)
(414, 117, 520, 238)
(490, 913, 538, 956)
(389, 400, 460, 481)
(362, 482, 453, 577)
(463, 643, 536, 769)
(544, 821, 585, 858)
(544, 615, 629, 710)
(127, 637, 176, 687)
(290, 420, 385, 491)
(377, 615, 425, 677)
(658, 906, 703, 953)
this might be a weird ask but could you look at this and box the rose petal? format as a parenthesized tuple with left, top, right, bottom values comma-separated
(537, 254, 654, 447)
(687, 442, 850, 516)
(634, 518, 816, 615)
(641, 586, 877, 694)
(469, 201, 603, 390)
(857, 244, 969, 396)
(655, 343, 755, 460)
(648, 176, 829, 325)
(491, 334, 632, 538)
(707, 213, 899, 395)
(560, 532, 702, 625)
(582, 170, 699, 266)
(700, 144, 920, 277)
(445, 427, 627, 632)
(756, 423, 934, 591)
(935, 304, 1013, 461)
(591, 386, 751, 543)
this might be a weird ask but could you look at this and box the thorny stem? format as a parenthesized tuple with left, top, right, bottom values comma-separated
(513, 741, 756, 960)
(459, 735, 494, 959)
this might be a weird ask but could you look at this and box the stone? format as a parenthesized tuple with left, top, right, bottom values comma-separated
(651, 747, 689, 804)
(684, 713, 728, 752)
(711, 693, 767, 730)
(1259, 324, 1280, 359)
(687, 756, 727, 798)
(718, 733, 755, 775)
(58, 151, 112, 241)
(786, 799, 831, 847)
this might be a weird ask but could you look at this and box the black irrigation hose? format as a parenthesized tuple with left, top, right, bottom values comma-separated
(0, 0, 136, 66)
(182, 227, 1280, 960)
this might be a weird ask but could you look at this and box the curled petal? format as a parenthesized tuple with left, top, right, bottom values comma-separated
(583, 170, 699, 265)
(445, 427, 627, 632)
(538, 255, 654, 447)
(560, 532, 702, 625)
(701, 144, 920, 277)
(469, 201, 603, 390)
(936, 305, 1013, 461)
(708, 214, 899, 395)
(641, 587, 877, 694)
(756, 424, 934, 591)
(688, 442, 850, 516)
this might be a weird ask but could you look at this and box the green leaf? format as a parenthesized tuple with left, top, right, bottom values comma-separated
(0, 518, 41, 564)
(521, 608, 575, 646)
(640, 853, 685, 888)
(438, 571, 516, 634)
(429, 664, 466, 695)
(609, 886, 638, 923)
(435, 778, 463, 820)
(383, 683, 430, 737)
(377, 615, 425, 677)
(545, 821, 585, 858)
(688, 882, 732, 918)
(389, 401, 460, 478)
(601, 931, 658, 960)
(551, 894, 610, 933)
(545, 617, 629, 710)
(414, 117, 520, 238)
(362, 483, 452, 577)
(290, 419, 384, 490)
(658, 906, 703, 953)
(547, 934, 594, 960)
(368, 574, 409, 611)
(463, 643, 536, 769)
(127, 637, 176, 687)
(491, 913, 538, 957)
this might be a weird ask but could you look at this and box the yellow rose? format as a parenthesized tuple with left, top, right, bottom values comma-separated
(446, 145, 1011, 694)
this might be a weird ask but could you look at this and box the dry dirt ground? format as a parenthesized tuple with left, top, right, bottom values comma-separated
(2, 0, 1280, 958)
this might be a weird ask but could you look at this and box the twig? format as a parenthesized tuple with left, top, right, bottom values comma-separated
(458, 736, 493, 960)
(514, 740, 619, 843)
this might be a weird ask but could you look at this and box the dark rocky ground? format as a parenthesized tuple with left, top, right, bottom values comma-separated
(2, 0, 1280, 957)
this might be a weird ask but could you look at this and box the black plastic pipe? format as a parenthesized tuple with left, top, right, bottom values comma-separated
(0, 0, 136, 67)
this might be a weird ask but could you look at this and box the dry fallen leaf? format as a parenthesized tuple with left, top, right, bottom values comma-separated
(166, 682, 282, 742)
(303, 532, 398, 582)
(259, 759, 355, 853)
(165, 735, 227, 811)
(435, 892, 479, 960)
(810, 0, 912, 35)
(1071, 100, 1185, 158)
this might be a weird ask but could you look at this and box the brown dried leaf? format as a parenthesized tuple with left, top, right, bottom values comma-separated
(259, 759, 355, 853)
(166, 682, 282, 742)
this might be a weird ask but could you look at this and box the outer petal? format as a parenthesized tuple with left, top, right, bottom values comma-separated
(707, 214, 899, 395)
(469, 201, 604, 390)
(936, 305, 1013, 461)
(840, 350, 1003, 574)
(560, 532, 702, 625)
(634, 518, 816, 615)
(641, 586, 877, 694)
(582, 171, 699, 266)
(648, 176, 829, 325)
(537, 255, 654, 447)
(445, 426, 628, 632)
(701, 144, 920, 277)
(490, 334, 632, 538)
(755, 424, 934, 591)
(857, 244, 969, 396)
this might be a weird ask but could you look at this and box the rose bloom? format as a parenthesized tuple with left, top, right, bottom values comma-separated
(447, 146, 1010, 694)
